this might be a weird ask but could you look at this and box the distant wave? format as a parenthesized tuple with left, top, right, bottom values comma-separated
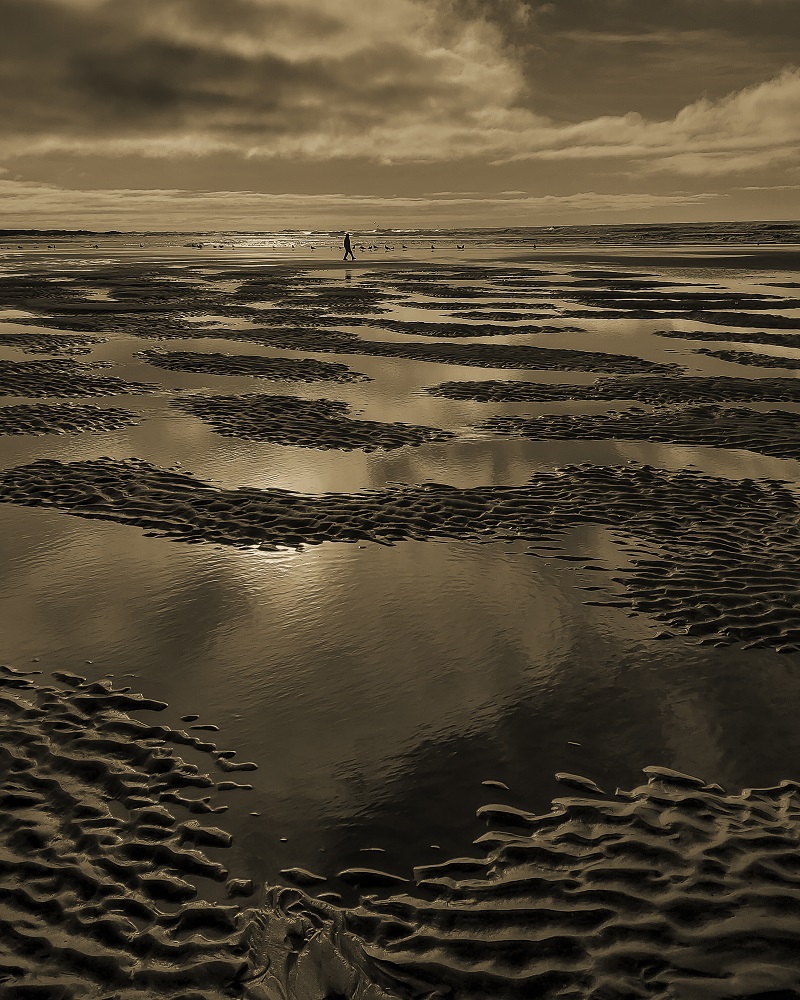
(4, 220, 800, 248)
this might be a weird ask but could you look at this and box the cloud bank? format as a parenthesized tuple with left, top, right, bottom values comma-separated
(1, 0, 797, 179)
(0, 176, 721, 230)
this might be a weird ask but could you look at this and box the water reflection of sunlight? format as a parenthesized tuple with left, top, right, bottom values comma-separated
(0, 508, 574, 808)
(227, 544, 314, 592)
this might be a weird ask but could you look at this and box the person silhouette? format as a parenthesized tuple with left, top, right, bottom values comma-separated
(343, 232, 355, 261)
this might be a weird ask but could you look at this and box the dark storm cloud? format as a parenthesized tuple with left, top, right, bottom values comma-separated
(438, 0, 800, 56)
(155, 0, 342, 37)
(2, 0, 798, 169)
(66, 37, 439, 130)
(0, 0, 488, 153)
(436, 0, 800, 119)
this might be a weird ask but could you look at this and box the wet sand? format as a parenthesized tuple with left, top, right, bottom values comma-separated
(138, 348, 369, 384)
(0, 402, 139, 436)
(1, 240, 799, 996)
(657, 328, 800, 349)
(696, 348, 800, 369)
(482, 406, 800, 462)
(173, 394, 454, 451)
(0, 663, 255, 994)
(1, 457, 798, 652)
(6, 648, 800, 996)
(255, 767, 800, 999)
(0, 330, 106, 354)
(429, 375, 800, 404)
(0, 358, 157, 397)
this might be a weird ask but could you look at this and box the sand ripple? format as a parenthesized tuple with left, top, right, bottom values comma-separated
(368, 319, 582, 337)
(0, 402, 139, 436)
(0, 332, 106, 355)
(562, 289, 798, 309)
(0, 663, 254, 996)
(138, 349, 369, 383)
(446, 309, 562, 322)
(0, 359, 157, 398)
(676, 311, 798, 329)
(6, 656, 800, 997)
(174, 393, 454, 451)
(233, 276, 391, 313)
(657, 329, 800, 350)
(526, 286, 800, 327)
(481, 405, 800, 462)
(427, 375, 800, 404)
(10, 289, 671, 376)
(251, 768, 800, 998)
(14, 313, 224, 338)
(0, 459, 797, 651)
(137, 330, 672, 374)
(696, 349, 800, 370)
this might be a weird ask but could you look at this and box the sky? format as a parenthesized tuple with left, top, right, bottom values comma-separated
(0, 0, 798, 231)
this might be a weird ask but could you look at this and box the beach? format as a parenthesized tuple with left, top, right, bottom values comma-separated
(1, 228, 800, 996)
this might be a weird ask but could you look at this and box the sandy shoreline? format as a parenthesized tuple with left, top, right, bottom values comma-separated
(1, 245, 800, 996)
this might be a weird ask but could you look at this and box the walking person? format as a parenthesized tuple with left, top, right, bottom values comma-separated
(343, 232, 355, 261)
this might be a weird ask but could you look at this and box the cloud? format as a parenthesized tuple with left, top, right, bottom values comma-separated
(438, 0, 800, 123)
(0, 0, 528, 162)
(497, 69, 800, 176)
(0, 176, 721, 230)
(446, 0, 800, 48)
(0, 0, 797, 184)
(736, 184, 800, 192)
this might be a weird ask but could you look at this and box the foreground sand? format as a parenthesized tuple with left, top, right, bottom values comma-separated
(4, 660, 800, 997)
(0, 663, 255, 995)
(257, 768, 800, 999)
(1, 244, 799, 996)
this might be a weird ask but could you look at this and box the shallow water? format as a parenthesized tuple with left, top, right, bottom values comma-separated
(1, 243, 799, 921)
(3, 502, 799, 899)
